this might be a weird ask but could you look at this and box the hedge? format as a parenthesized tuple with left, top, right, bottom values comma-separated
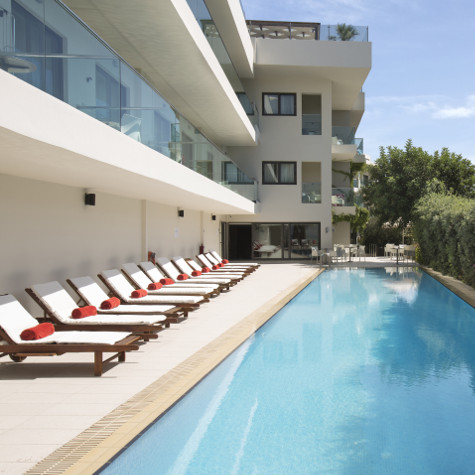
(413, 192, 475, 287)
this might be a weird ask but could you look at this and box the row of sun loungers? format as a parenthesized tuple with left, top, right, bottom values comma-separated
(0, 252, 259, 376)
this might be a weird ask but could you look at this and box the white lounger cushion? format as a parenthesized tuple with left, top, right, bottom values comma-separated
(122, 263, 213, 296)
(139, 262, 218, 290)
(210, 251, 258, 266)
(173, 256, 242, 279)
(68, 276, 177, 314)
(157, 257, 232, 285)
(0, 294, 130, 345)
(100, 269, 203, 304)
(30, 281, 167, 324)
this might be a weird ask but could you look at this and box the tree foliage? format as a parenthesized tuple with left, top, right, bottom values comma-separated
(363, 139, 475, 227)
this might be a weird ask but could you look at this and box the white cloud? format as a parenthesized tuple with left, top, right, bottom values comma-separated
(432, 95, 475, 119)
(366, 94, 475, 120)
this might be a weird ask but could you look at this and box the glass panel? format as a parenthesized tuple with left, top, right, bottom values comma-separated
(280, 94, 295, 115)
(263, 162, 279, 183)
(302, 182, 321, 203)
(263, 94, 279, 115)
(280, 163, 295, 183)
(252, 224, 282, 260)
(332, 187, 355, 206)
(290, 224, 320, 258)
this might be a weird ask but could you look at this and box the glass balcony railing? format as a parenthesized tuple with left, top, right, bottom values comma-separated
(302, 182, 321, 203)
(246, 21, 368, 42)
(332, 187, 355, 207)
(320, 25, 369, 42)
(332, 126, 356, 145)
(354, 137, 364, 155)
(302, 114, 322, 135)
(0, 0, 256, 202)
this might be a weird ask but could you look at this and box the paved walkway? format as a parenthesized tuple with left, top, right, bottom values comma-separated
(0, 263, 320, 474)
(1, 259, 472, 474)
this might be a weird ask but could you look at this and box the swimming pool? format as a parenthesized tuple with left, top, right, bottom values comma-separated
(100, 267, 475, 474)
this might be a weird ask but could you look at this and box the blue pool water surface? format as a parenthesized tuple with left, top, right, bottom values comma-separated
(100, 268, 475, 474)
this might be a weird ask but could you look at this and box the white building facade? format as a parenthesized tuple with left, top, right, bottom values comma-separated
(0, 0, 371, 308)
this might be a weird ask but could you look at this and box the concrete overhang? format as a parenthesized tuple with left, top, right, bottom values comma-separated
(205, 0, 254, 79)
(332, 144, 357, 161)
(254, 39, 371, 110)
(0, 71, 255, 215)
(62, 0, 256, 147)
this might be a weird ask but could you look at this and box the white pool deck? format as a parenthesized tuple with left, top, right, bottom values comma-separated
(0, 258, 473, 474)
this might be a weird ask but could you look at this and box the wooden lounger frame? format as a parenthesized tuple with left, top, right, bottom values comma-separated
(0, 326, 140, 376)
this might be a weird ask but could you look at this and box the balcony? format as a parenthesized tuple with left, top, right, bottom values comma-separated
(302, 182, 321, 203)
(246, 21, 369, 42)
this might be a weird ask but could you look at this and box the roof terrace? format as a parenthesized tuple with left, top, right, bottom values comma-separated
(247, 21, 368, 42)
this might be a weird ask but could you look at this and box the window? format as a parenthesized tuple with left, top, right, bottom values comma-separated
(262, 162, 296, 184)
(223, 162, 253, 184)
(302, 94, 321, 135)
(262, 93, 296, 116)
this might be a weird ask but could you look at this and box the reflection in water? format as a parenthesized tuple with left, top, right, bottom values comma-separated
(102, 269, 475, 475)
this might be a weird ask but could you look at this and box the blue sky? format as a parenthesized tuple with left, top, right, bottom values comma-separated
(241, 0, 475, 164)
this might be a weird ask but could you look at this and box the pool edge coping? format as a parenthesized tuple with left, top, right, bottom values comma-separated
(26, 268, 323, 475)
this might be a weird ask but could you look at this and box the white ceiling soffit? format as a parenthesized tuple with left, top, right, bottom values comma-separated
(204, 0, 254, 78)
(0, 71, 255, 215)
(62, 0, 256, 147)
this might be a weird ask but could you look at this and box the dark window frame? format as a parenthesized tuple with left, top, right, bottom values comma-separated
(262, 161, 297, 185)
(262, 93, 297, 116)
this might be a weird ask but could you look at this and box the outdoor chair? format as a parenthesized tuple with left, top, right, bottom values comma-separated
(121, 263, 220, 298)
(173, 256, 244, 281)
(67, 276, 187, 322)
(209, 251, 259, 269)
(26, 281, 168, 340)
(0, 294, 139, 376)
(98, 269, 208, 311)
(204, 253, 253, 274)
(156, 257, 236, 287)
(138, 262, 222, 291)
(196, 254, 248, 278)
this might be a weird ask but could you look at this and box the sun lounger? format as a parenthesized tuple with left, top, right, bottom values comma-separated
(98, 269, 208, 311)
(203, 253, 252, 274)
(156, 257, 237, 287)
(209, 250, 259, 268)
(67, 276, 187, 322)
(25, 281, 168, 340)
(172, 256, 244, 282)
(138, 261, 221, 291)
(0, 294, 139, 376)
(121, 263, 220, 298)
(196, 254, 249, 277)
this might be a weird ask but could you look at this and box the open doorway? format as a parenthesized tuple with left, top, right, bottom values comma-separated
(228, 224, 252, 260)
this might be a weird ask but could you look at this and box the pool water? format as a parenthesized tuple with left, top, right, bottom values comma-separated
(100, 268, 475, 474)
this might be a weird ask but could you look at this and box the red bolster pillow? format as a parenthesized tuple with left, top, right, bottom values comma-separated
(221, 259, 229, 264)
(191, 270, 202, 277)
(71, 305, 97, 319)
(131, 289, 148, 298)
(160, 278, 175, 286)
(20, 322, 55, 340)
(202, 267, 211, 273)
(100, 297, 121, 310)
(177, 274, 189, 281)
(148, 282, 163, 290)
(212, 265, 219, 270)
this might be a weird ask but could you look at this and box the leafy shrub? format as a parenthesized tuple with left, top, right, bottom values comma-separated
(413, 192, 475, 287)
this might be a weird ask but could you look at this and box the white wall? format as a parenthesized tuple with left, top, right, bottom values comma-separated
(227, 72, 333, 249)
(0, 174, 220, 314)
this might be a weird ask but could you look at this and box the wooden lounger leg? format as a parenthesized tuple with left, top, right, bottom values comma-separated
(94, 352, 103, 376)
(118, 351, 126, 362)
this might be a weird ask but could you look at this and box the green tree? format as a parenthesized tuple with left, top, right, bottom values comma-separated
(336, 24, 358, 41)
(363, 139, 475, 227)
